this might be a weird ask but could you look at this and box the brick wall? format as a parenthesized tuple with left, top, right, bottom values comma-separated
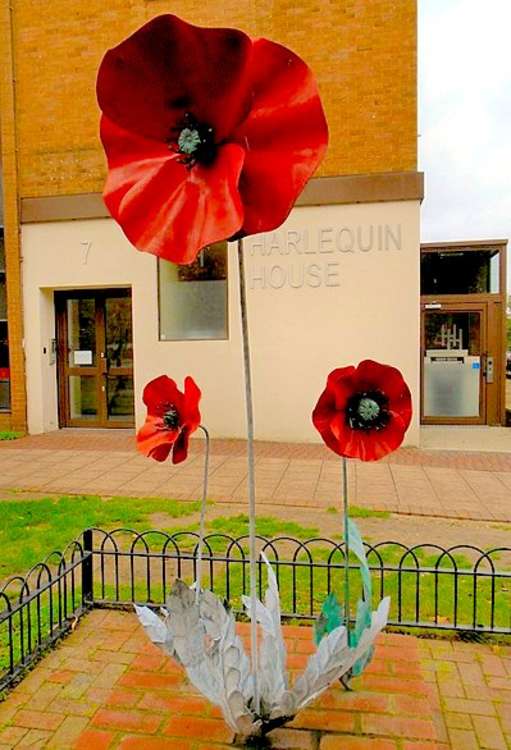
(0, 1, 27, 432)
(12, 0, 417, 198)
(0, 0, 417, 432)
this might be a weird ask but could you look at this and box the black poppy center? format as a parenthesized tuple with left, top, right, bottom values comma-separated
(346, 390, 390, 431)
(163, 405, 180, 429)
(171, 113, 216, 167)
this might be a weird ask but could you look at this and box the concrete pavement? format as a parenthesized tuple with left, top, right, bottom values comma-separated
(1, 431, 511, 522)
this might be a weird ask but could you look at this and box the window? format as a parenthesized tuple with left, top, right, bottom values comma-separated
(158, 242, 228, 341)
(0, 230, 10, 411)
(421, 249, 500, 295)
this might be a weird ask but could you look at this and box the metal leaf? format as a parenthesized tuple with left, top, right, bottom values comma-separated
(314, 592, 342, 645)
(243, 553, 288, 713)
(166, 579, 205, 668)
(351, 598, 374, 677)
(198, 588, 229, 653)
(346, 518, 376, 676)
(216, 607, 259, 733)
(272, 597, 390, 718)
(134, 604, 177, 660)
(141, 580, 256, 730)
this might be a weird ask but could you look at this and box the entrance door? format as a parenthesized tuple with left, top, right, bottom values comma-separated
(56, 289, 134, 428)
(421, 303, 487, 424)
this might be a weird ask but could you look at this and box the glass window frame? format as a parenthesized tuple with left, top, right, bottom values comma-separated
(420, 243, 505, 298)
(157, 242, 230, 342)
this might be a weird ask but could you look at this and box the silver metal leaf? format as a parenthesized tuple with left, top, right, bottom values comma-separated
(243, 553, 288, 713)
(198, 588, 229, 649)
(166, 579, 205, 668)
(216, 609, 259, 733)
(134, 605, 169, 644)
(272, 597, 390, 718)
(167, 581, 257, 734)
(134, 604, 176, 660)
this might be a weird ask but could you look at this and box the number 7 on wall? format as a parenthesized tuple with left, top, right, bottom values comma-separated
(80, 241, 92, 265)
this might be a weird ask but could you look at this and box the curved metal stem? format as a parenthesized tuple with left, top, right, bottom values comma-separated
(342, 457, 351, 644)
(237, 238, 259, 714)
(195, 424, 210, 605)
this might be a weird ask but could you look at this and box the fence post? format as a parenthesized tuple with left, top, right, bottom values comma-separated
(82, 528, 94, 606)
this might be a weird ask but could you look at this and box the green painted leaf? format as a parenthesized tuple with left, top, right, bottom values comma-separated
(345, 518, 377, 676)
(314, 592, 342, 645)
(347, 518, 372, 603)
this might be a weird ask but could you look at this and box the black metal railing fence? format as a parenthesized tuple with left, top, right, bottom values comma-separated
(0, 538, 92, 692)
(1, 527, 509, 693)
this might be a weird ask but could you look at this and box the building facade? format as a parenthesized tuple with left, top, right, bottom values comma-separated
(0, 0, 422, 442)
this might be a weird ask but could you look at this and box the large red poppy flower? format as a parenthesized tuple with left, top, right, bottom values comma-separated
(96, 14, 328, 264)
(137, 375, 201, 463)
(312, 360, 412, 462)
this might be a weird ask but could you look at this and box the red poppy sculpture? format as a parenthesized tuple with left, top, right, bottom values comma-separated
(96, 14, 328, 265)
(137, 375, 201, 463)
(312, 360, 412, 462)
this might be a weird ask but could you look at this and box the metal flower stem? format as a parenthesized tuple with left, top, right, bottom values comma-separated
(342, 456, 351, 644)
(195, 424, 210, 605)
(237, 238, 260, 714)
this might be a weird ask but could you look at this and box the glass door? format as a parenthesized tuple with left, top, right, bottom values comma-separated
(421, 304, 486, 423)
(103, 294, 134, 423)
(56, 290, 134, 427)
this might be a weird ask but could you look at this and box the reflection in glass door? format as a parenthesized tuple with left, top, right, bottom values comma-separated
(56, 290, 134, 427)
(67, 298, 98, 421)
(422, 307, 485, 422)
(104, 295, 134, 423)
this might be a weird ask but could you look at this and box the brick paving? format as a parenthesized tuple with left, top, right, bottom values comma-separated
(0, 610, 509, 749)
(0, 431, 511, 521)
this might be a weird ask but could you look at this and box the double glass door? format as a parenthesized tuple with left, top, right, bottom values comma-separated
(56, 289, 134, 427)
(422, 303, 487, 423)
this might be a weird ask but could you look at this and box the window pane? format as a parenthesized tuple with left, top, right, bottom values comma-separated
(159, 242, 228, 341)
(0, 379, 10, 411)
(421, 250, 500, 295)
(67, 299, 96, 366)
(0, 321, 9, 369)
(423, 312, 481, 418)
(0, 280, 6, 320)
(105, 296, 133, 368)
(69, 376, 97, 419)
(107, 375, 134, 421)
(0, 272, 10, 411)
(0, 319, 9, 411)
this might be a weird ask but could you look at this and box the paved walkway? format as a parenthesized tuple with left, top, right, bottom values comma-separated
(0, 610, 509, 749)
(421, 426, 511, 454)
(0, 431, 511, 521)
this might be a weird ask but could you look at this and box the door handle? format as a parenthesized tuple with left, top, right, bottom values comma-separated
(485, 354, 494, 384)
(100, 352, 108, 375)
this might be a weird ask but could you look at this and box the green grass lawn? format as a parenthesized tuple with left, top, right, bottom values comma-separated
(0, 431, 24, 441)
(0, 495, 201, 578)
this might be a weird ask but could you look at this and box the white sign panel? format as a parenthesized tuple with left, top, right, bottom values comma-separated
(73, 350, 93, 366)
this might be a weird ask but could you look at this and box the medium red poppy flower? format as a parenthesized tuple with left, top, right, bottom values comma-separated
(96, 14, 328, 264)
(312, 360, 412, 462)
(137, 375, 201, 463)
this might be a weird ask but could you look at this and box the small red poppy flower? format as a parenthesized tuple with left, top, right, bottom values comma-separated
(96, 14, 328, 265)
(312, 360, 412, 462)
(137, 375, 201, 463)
